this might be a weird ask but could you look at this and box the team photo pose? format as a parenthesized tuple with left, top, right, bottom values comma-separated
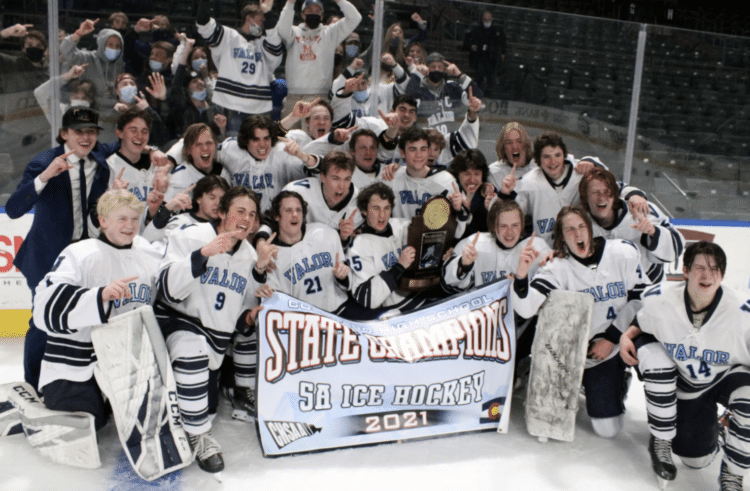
(155, 186, 272, 474)
(620, 242, 750, 491)
(32, 189, 163, 429)
(512, 205, 646, 438)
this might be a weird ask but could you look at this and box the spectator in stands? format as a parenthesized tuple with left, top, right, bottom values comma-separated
(0, 24, 48, 93)
(463, 10, 506, 94)
(405, 52, 483, 118)
(167, 37, 227, 138)
(108, 12, 129, 37)
(406, 40, 426, 66)
(197, 2, 284, 132)
(62, 19, 124, 102)
(113, 72, 171, 147)
(277, 0, 362, 114)
(34, 64, 97, 126)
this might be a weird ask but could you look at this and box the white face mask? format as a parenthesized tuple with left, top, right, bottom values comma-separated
(104, 47, 121, 61)
(119, 85, 137, 103)
(69, 99, 91, 108)
(483, 21, 492, 28)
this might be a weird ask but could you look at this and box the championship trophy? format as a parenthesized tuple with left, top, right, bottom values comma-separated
(398, 195, 457, 291)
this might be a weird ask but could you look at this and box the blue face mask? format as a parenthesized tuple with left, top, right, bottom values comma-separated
(104, 47, 121, 61)
(149, 60, 163, 72)
(192, 90, 207, 101)
(191, 59, 207, 72)
(119, 85, 137, 103)
(353, 89, 369, 103)
(345, 45, 359, 58)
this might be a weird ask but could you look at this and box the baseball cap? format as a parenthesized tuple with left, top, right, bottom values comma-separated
(303, 0, 324, 12)
(426, 52, 445, 66)
(62, 107, 103, 130)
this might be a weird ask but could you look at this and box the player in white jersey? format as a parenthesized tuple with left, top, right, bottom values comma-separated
(487, 122, 538, 189)
(218, 114, 320, 212)
(385, 127, 469, 233)
(155, 187, 272, 474)
(164, 123, 232, 202)
(33, 190, 163, 430)
(443, 200, 550, 364)
(377, 94, 481, 166)
(349, 128, 391, 190)
(278, 98, 335, 147)
(196, 3, 283, 117)
(620, 242, 750, 490)
(283, 151, 364, 244)
(107, 109, 156, 204)
(347, 183, 427, 319)
(264, 191, 351, 314)
(512, 205, 646, 438)
(579, 167, 685, 284)
(142, 175, 229, 244)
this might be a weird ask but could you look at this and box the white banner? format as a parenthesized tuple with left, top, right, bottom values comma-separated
(256, 281, 516, 456)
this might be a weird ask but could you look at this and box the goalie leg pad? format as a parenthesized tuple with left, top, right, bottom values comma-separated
(0, 382, 100, 469)
(91, 306, 192, 481)
(525, 290, 593, 442)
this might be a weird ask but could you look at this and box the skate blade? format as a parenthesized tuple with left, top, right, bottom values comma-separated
(655, 475, 672, 489)
(232, 408, 255, 422)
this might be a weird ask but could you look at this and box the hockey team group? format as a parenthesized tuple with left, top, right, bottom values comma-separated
(3, 1, 750, 489)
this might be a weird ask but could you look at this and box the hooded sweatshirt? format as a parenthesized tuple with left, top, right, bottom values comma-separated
(61, 28, 124, 100)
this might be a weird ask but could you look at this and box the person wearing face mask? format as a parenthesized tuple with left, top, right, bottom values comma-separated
(196, 2, 284, 133)
(462, 10, 506, 95)
(277, 0, 362, 116)
(0, 24, 52, 181)
(62, 19, 125, 104)
(167, 36, 228, 138)
(113, 72, 172, 146)
(405, 51, 483, 120)
(34, 63, 98, 126)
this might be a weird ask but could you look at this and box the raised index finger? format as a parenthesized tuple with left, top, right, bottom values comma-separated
(119, 275, 139, 283)
(60, 149, 77, 160)
(468, 86, 473, 99)
(335, 252, 340, 265)
(452, 181, 460, 194)
(471, 232, 480, 245)
(116, 167, 125, 180)
(510, 162, 518, 177)
(348, 209, 358, 221)
(181, 183, 196, 195)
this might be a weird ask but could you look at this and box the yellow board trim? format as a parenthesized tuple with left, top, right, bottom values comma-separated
(0, 310, 30, 337)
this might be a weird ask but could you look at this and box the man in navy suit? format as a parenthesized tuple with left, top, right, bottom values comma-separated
(5, 107, 119, 392)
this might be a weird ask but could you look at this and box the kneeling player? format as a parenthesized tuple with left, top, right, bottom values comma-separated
(620, 242, 750, 490)
(443, 200, 550, 362)
(33, 190, 163, 429)
(264, 191, 351, 315)
(155, 187, 272, 474)
(347, 182, 426, 319)
(512, 205, 646, 438)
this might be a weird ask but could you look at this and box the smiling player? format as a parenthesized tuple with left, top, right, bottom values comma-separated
(620, 242, 750, 490)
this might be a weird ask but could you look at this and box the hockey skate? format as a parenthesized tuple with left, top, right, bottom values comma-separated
(224, 386, 257, 422)
(719, 462, 744, 491)
(648, 435, 676, 489)
(188, 431, 224, 475)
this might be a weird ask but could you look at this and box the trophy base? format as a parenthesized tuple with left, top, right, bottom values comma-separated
(398, 275, 441, 292)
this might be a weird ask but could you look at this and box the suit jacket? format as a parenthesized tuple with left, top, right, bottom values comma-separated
(6, 141, 119, 289)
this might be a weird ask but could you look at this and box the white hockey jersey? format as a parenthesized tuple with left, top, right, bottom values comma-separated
(218, 137, 313, 213)
(141, 211, 208, 245)
(266, 223, 351, 313)
(510, 160, 585, 245)
(386, 166, 460, 220)
(106, 152, 156, 203)
(198, 18, 283, 114)
(378, 115, 479, 166)
(591, 199, 685, 284)
(156, 222, 263, 369)
(282, 177, 364, 231)
(487, 159, 538, 191)
(347, 218, 424, 311)
(637, 281, 750, 399)
(33, 236, 162, 389)
(443, 233, 550, 290)
(512, 238, 645, 368)
(164, 139, 233, 202)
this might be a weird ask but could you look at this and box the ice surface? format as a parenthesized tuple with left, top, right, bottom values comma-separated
(0, 337, 731, 490)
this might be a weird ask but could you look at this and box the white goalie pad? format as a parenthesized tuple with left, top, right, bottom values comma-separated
(91, 306, 192, 481)
(525, 290, 593, 442)
(0, 382, 100, 468)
